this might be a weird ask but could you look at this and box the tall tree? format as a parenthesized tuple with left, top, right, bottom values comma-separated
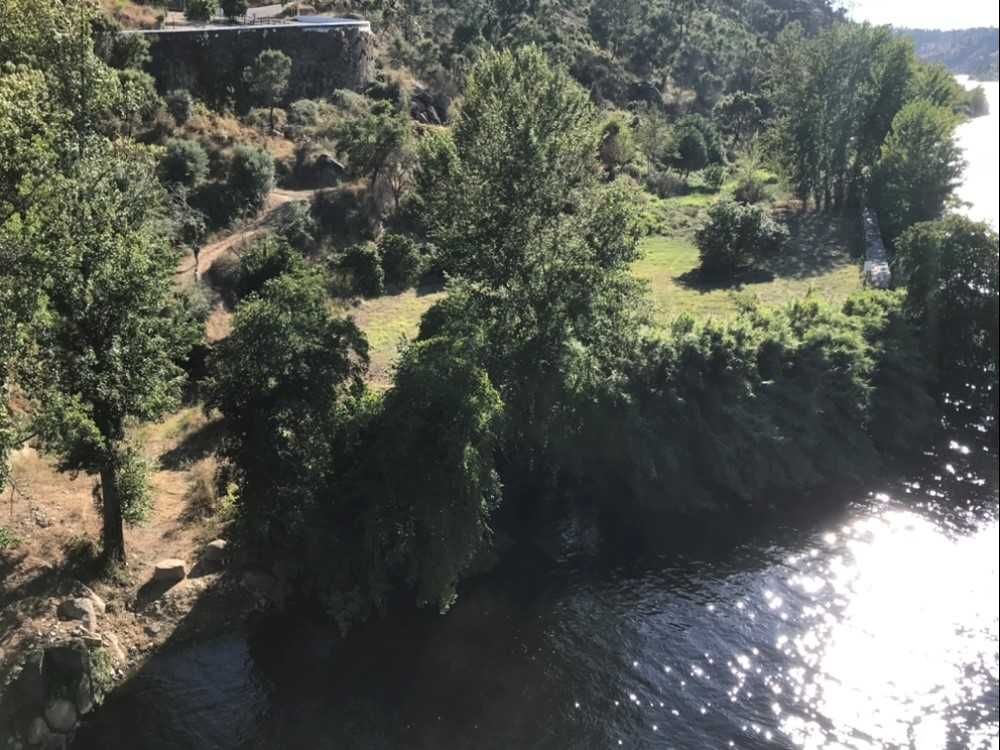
(873, 100, 964, 241)
(245, 49, 292, 132)
(22, 150, 197, 563)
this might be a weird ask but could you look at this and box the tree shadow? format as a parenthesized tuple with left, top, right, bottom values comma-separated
(674, 266, 776, 292)
(158, 419, 224, 471)
(763, 210, 861, 281)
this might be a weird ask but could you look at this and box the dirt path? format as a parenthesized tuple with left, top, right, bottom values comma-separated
(176, 188, 319, 278)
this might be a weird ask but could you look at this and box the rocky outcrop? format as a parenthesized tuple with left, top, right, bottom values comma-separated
(1, 638, 116, 748)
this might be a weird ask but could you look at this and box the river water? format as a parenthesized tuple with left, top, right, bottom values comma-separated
(74, 84, 1000, 750)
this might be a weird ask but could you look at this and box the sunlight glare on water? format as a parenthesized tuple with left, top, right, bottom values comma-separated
(780, 508, 999, 749)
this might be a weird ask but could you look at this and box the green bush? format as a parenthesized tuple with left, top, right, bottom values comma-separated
(237, 235, 305, 301)
(245, 107, 287, 132)
(287, 99, 322, 129)
(276, 201, 317, 253)
(227, 145, 275, 215)
(733, 174, 767, 204)
(341, 242, 384, 297)
(165, 89, 194, 125)
(185, 0, 217, 22)
(159, 138, 209, 187)
(114, 445, 153, 526)
(312, 186, 369, 242)
(702, 163, 727, 191)
(379, 232, 423, 287)
(695, 199, 788, 278)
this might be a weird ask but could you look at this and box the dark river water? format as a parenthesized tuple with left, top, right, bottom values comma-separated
(73, 79, 1000, 750)
(73, 387, 999, 749)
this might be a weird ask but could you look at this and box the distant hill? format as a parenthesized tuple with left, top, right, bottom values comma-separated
(897, 27, 999, 81)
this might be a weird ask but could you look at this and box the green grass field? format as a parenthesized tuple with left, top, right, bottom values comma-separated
(344, 194, 862, 385)
(634, 210, 863, 324)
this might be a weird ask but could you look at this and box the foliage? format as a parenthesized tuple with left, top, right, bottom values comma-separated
(165, 89, 194, 125)
(379, 232, 423, 287)
(598, 111, 637, 178)
(276, 201, 317, 253)
(236, 235, 305, 301)
(226, 145, 275, 215)
(695, 199, 788, 278)
(714, 91, 765, 149)
(872, 100, 964, 242)
(113, 444, 153, 525)
(185, 0, 218, 23)
(701, 163, 727, 191)
(334, 100, 414, 212)
(206, 268, 368, 551)
(159, 138, 209, 187)
(0, 526, 20, 551)
(340, 242, 385, 297)
(244, 49, 292, 131)
(20, 150, 194, 562)
(893, 217, 999, 377)
(220, 0, 248, 20)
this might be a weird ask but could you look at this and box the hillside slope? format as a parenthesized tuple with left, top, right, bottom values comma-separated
(897, 27, 999, 81)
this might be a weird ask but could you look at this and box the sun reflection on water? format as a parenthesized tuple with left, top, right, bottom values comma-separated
(780, 508, 999, 749)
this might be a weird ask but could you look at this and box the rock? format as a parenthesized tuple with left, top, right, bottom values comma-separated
(152, 559, 187, 583)
(103, 633, 127, 665)
(26, 716, 50, 745)
(202, 539, 228, 563)
(144, 623, 161, 637)
(81, 634, 102, 648)
(56, 598, 95, 624)
(70, 583, 106, 615)
(74, 675, 94, 715)
(43, 699, 76, 733)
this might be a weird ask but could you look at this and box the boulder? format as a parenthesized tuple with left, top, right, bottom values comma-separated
(74, 675, 94, 715)
(152, 559, 187, 583)
(43, 699, 76, 733)
(56, 598, 96, 626)
(71, 583, 106, 615)
(202, 539, 228, 563)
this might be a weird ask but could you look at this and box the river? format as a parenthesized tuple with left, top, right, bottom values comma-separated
(73, 83, 1000, 750)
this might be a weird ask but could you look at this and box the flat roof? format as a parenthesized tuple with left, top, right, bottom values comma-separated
(120, 18, 370, 35)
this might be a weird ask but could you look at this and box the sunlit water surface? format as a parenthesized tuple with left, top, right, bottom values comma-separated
(955, 77, 999, 228)
(73, 78, 1000, 750)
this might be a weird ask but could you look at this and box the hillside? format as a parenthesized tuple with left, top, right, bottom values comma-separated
(897, 27, 1000, 81)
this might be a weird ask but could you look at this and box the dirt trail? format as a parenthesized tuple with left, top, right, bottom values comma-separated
(175, 188, 319, 278)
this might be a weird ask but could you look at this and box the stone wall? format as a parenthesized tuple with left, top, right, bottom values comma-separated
(862, 208, 892, 289)
(130, 23, 375, 107)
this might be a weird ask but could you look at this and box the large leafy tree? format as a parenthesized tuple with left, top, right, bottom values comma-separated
(420, 46, 647, 495)
(21, 150, 197, 563)
(872, 100, 964, 241)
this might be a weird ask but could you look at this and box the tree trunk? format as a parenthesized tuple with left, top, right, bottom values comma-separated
(100, 464, 126, 564)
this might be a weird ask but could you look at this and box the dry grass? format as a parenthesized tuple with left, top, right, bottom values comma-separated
(101, 0, 163, 29)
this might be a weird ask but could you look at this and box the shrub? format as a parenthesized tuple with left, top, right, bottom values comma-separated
(379, 232, 423, 287)
(114, 446, 153, 526)
(672, 128, 708, 176)
(245, 107, 287, 132)
(312, 186, 370, 242)
(733, 175, 767, 204)
(702, 163, 727, 191)
(276, 201, 317, 253)
(159, 138, 209, 187)
(227, 145, 275, 215)
(236, 235, 305, 300)
(695, 200, 788, 278)
(185, 0, 217, 22)
(287, 98, 322, 129)
(220, 0, 248, 19)
(165, 89, 194, 125)
(643, 167, 685, 198)
(341, 242, 384, 296)
(205, 251, 242, 297)
(190, 181, 238, 229)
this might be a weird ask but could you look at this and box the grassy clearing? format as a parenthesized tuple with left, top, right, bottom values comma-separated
(334, 284, 445, 388)
(634, 211, 862, 324)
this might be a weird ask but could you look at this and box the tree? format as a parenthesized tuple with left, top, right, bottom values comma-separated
(22, 151, 197, 564)
(227, 145, 275, 215)
(598, 112, 637, 178)
(159, 138, 209, 187)
(245, 49, 292, 132)
(893, 217, 999, 375)
(165, 89, 194, 125)
(695, 199, 789, 278)
(334, 101, 413, 211)
(422, 46, 647, 494)
(673, 127, 708, 177)
(206, 269, 368, 548)
(185, 0, 218, 23)
(221, 0, 249, 21)
(873, 100, 964, 242)
(714, 91, 763, 149)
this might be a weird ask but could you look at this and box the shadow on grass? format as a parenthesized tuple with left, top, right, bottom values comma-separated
(674, 266, 776, 292)
(159, 419, 224, 472)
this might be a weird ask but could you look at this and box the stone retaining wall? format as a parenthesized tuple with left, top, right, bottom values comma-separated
(126, 22, 375, 106)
